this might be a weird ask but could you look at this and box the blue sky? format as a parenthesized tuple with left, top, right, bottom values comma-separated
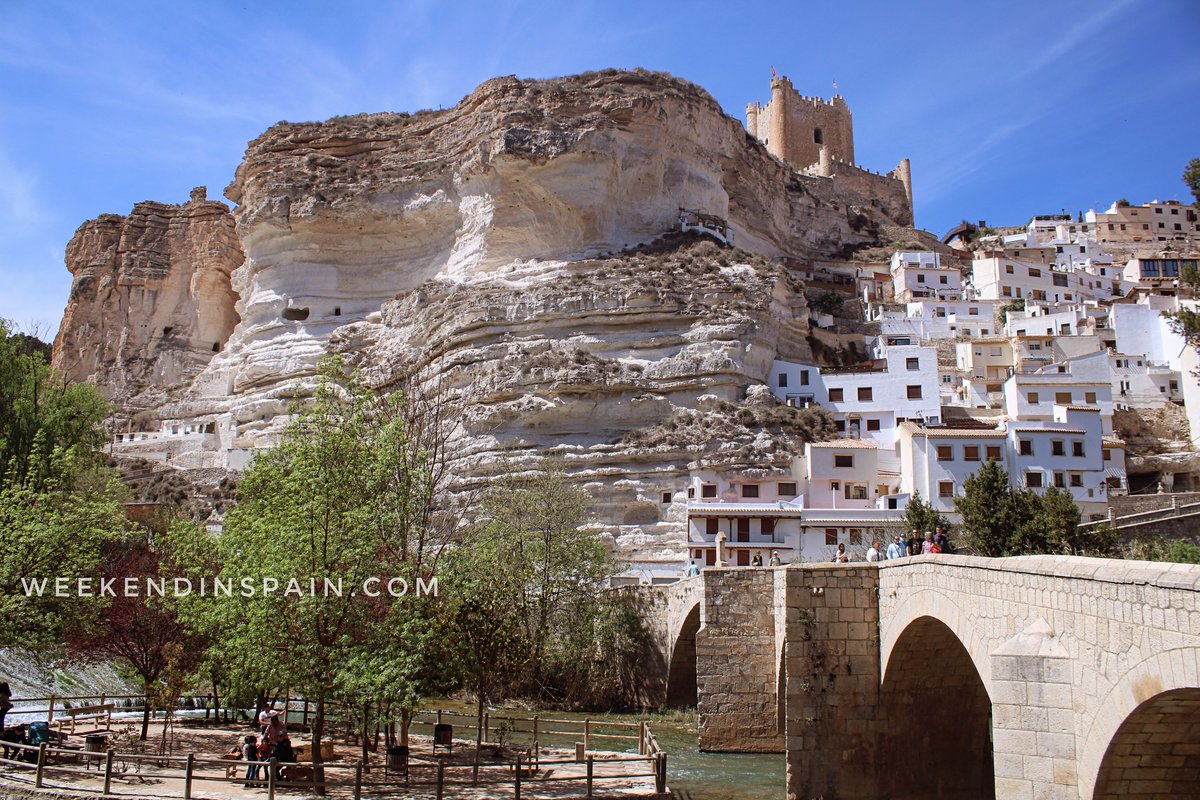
(2, 0, 1198, 336)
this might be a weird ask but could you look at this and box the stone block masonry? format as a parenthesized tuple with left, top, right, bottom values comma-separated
(668, 555, 1200, 799)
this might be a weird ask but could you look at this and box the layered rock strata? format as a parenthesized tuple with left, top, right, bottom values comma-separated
(52, 187, 242, 409)
(62, 69, 926, 571)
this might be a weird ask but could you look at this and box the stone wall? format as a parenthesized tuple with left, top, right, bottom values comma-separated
(878, 555, 1200, 800)
(782, 564, 882, 799)
(1109, 491, 1200, 516)
(695, 568, 785, 751)
(682, 555, 1200, 799)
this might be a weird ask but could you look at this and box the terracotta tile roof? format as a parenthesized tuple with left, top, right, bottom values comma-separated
(809, 439, 879, 449)
(1063, 405, 1101, 412)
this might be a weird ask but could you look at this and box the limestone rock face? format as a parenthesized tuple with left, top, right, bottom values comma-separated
(52, 188, 242, 408)
(62, 70, 926, 572)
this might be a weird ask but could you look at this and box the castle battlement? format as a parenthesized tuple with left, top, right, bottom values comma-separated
(746, 71, 912, 222)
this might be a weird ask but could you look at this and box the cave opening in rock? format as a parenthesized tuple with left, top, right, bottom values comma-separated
(212, 342, 220, 352)
(282, 306, 310, 321)
(162, 326, 173, 335)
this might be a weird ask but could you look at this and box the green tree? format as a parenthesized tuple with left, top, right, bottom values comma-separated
(1183, 157, 1200, 205)
(955, 460, 1017, 556)
(0, 320, 129, 647)
(202, 358, 439, 789)
(903, 490, 948, 539)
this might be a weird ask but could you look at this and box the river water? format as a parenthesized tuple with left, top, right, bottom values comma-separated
(428, 705, 786, 800)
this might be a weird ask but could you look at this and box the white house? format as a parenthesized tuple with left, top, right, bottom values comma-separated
(890, 251, 963, 301)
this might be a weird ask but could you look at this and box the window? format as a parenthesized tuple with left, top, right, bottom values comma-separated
(917, 274, 926, 284)
(846, 484, 868, 500)
(778, 373, 788, 388)
(969, 307, 979, 315)
(778, 482, 798, 497)
(858, 387, 873, 402)
(1027, 392, 1040, 403)
(1073, 441, 1084, 457)
(866, 419, 881, 431)
(834, 419, 846, 432)
(1103, 449, 1112, 461)
(706, 518, 719, 535)
(736, 518, 750, 540)
(762, 517, 776, 536)
(1084, 391, 1096, 404)
(742, 484, 760, 499)
(1029, 268, 1042, 278)
(1026, 472, 1043, 488)
(938, 481, 954, 498)
(1054, 472, 1065, 488)
(1070, 473, 1083, 487)
(801, 370, 810, 385)
(1055, 391, 1072, 404)
(687, 487, 695, 499)
(907, 385, 923, 399)
(1002, 286, 1013, 297)
(701, 484, 717, 499)
(814, 127, 824, 145)
(661, 491, 672, 504)
(937, 445, 953, 461)
(825, 528, 838, 546)
(848, 528, 863, 545)
(963, 445, 980, 461)
(1006, 265, 1015, 274)
(834, 454, 854, 468)
(906, 357, 920, 370)
(1029, 342, 1041, 350)
(1052, 440, 1065, 456)
(829, 387, 844, 402)
(986, 445, 1002, 461)
(939, 275, 948, 284)
(1019, 440, 1033, 456)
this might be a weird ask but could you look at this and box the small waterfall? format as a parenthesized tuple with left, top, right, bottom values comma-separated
(1, 648, 138, 724)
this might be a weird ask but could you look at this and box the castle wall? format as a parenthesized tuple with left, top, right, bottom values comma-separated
(824, 158, 914, 227)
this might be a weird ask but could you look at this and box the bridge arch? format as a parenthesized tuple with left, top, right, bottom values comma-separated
(880, 584, 992, 688)
(664, 602, 700, 707)
(1080, 646, 1200, 798)
(880, 614, 995, 799)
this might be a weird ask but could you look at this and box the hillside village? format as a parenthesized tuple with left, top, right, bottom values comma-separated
(669, 75, 1200, 577)
(679, 197, 1200, 574)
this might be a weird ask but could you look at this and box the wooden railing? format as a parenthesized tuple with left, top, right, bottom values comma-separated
(1, 700, 669, 797)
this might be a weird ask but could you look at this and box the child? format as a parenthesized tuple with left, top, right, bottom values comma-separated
(242, 735, 259, 786)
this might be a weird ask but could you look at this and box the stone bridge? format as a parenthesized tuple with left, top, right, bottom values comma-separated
(638, 555, 1200, 800)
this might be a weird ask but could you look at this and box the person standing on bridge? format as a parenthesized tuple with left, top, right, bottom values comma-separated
(769, 551, 782, 566)
(922, 532, 935, 554)
(832, 543, 849, 563)
(935, 527, 950, 554)
(887, 535, 905, 560)
(686, 560, 700, 577)
(866, 540, 881, 562)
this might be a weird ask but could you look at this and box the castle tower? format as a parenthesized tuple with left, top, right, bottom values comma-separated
(744, 73, 855, 170)
(895, 158, 913, 207)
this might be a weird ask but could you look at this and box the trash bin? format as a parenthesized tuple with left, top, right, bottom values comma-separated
(385, 745, 408, 779)
(433, 724, 453, 755)
(85, 733, 108, 770)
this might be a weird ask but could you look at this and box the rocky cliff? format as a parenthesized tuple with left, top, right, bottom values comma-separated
(52, 187, 242, 409)
(59, 69, 922, 572)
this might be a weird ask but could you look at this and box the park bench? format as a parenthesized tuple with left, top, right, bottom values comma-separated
(53, 703, 114, 734)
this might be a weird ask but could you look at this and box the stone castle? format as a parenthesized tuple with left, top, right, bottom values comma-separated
(746, 73, 913, 214)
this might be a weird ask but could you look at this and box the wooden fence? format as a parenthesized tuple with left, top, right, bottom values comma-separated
(1, 698, 668, 798)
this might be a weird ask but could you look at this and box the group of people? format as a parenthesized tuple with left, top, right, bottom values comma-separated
(229, 707, 295, 786)
(865, 527, 952, 562)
